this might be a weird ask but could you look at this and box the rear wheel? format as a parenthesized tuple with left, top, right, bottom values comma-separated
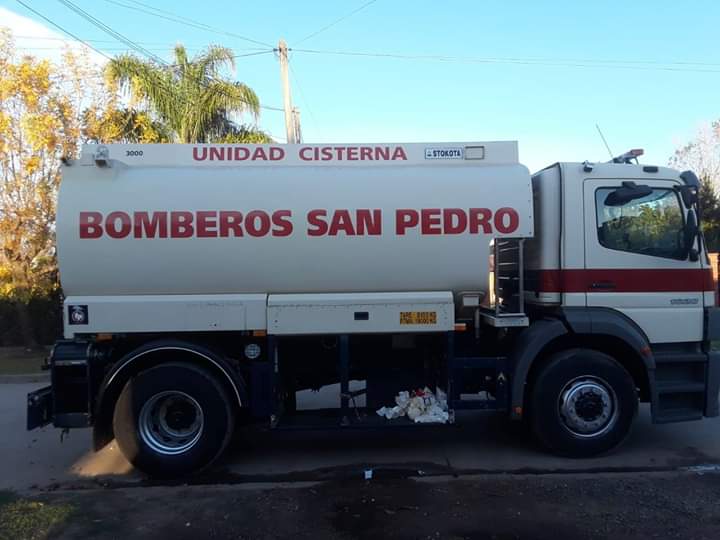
(113, 362, 235, 477)
(530, 349, 637, 457)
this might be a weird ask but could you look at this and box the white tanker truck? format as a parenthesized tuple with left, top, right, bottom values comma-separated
(27, 141, 720, 477)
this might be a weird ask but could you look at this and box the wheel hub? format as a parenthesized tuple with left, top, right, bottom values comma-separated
(164, 401, 198, 432)
(575, 392, 604, 421)
(559, 377, 618, 438)
(139, 391, 204, 455)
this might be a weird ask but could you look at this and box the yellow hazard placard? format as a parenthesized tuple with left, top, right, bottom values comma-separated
(400, 311, 437, 325)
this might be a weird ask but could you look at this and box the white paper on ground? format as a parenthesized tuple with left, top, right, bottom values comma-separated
(376, 387, 449, 424)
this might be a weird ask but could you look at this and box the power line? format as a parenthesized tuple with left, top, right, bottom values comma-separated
(55, 0, 282, 113)
(120, 0, 225, 26)
(12, 34, 269, 51)
(16, 46, 221, 52)
(72, 50, 278, 87)
(15, 1, 283, 120)
(101, 0, 273, 48)
(291, 48, 720, 74)
(289, 63, 320, 134)
(13, 0, 112, 60)
(17, 24, 719, 71)
(295, 0, 378, 45)
(13, 34, 158, 43)
(11, 29, 274, 66)
(260, 105, 285, 112)
(71, 50, 276, 74)
(58, 0, 168, 65)
(12, 32, 272, 60)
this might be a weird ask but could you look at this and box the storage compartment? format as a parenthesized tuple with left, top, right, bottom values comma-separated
(267, 292, 454, 335)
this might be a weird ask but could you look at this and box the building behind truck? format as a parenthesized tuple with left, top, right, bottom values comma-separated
(27, 141, 720, 478)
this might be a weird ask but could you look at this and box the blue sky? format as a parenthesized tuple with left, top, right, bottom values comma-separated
(4, 0, 720, 171)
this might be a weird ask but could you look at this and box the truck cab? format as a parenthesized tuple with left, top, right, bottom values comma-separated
(524, 155, 718, 425)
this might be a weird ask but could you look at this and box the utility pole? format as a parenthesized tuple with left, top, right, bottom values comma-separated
(277, 39, 299, 144)
(292, 107, 302, 143)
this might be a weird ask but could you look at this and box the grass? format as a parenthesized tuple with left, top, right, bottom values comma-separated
(0, 490, 74, 540)
(0, 347, 47, 375)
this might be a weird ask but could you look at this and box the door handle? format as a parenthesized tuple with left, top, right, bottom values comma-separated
(589, 281, 616, 290)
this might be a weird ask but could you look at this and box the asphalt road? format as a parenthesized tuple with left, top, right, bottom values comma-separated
(37, 472, 720, 540)
(3, 382, 720, 491)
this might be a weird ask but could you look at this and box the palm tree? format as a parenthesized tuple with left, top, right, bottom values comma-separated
(106, 44, 269, 143)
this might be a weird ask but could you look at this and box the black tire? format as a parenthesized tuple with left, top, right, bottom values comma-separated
(529, 349, 637, 457)
(113, 362, 235, 478)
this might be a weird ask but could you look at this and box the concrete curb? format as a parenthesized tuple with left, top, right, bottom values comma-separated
(0, 372, 50, 384)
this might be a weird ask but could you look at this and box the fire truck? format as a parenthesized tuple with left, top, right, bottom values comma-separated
(27, 142, 720, 477)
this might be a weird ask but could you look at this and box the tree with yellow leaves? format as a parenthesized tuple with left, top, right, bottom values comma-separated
(0, 29, 269, 345)
(0, 30, 155, 345)
(82, 75, 171, 144)
(0, 30, 86, 345)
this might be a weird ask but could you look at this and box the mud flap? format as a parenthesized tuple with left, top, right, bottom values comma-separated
(27, 385, 53, 430)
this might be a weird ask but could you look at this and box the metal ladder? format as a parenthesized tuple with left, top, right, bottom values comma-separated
(483, 238, 528, 327)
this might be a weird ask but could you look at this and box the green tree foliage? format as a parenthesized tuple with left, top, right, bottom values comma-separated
(216, 124, 274, 144)
(670, 121, 720, 251)
(697, 177, 720, 251)
(599, 189, 684, 258)
(83, 107, 171, 144)
(106, 44, 267, 143)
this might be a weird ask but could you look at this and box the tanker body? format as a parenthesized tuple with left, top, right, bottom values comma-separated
(57, 147, 531, 297)
(27, 142, 720, 478)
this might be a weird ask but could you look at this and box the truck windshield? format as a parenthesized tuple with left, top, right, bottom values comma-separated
(595, 187, 685, 260)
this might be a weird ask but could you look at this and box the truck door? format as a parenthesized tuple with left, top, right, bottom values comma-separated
(583, 178, 704, 344)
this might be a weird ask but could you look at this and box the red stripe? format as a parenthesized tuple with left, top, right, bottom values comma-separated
(534, 268, 715, 293)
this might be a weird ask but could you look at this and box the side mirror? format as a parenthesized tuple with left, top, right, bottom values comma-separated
(604, 181, 653, 207)
(677, 185, 698, 208)
(684, 209, 699, 262)
(680, 170, 700, 189)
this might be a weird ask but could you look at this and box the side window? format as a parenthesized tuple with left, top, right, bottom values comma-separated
(595, 187, 685, 259)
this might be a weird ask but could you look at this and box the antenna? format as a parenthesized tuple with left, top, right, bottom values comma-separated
(595, 124, 614, 160)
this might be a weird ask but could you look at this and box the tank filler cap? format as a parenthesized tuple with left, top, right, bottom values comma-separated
(93, 145, 111, 167)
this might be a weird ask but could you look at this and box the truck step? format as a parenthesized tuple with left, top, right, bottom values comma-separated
(656, 381, 706, 394)
(654, 353, 707, 364)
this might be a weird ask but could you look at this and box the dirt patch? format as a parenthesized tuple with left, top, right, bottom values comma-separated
(20, 471, 720, 539)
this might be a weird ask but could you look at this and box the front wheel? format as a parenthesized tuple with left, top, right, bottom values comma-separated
(530, 349, 637, 457)
(113, 362, 235, 477)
